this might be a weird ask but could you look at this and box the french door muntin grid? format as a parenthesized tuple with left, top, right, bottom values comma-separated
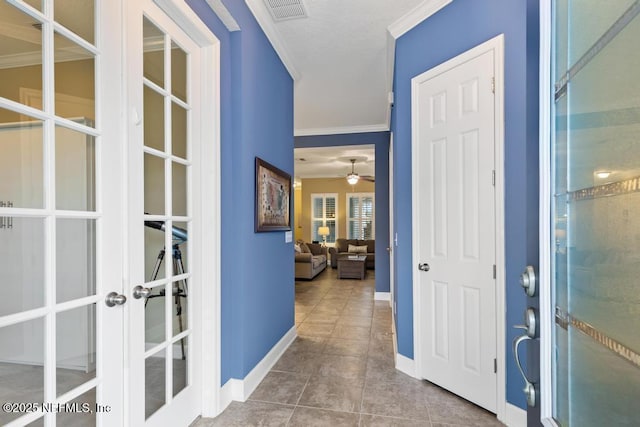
(0, 0, 102, 425)
(141, 13, 193, 418)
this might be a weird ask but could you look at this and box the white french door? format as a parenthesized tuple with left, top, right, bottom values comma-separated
(0, 0, 213, 425)
(0, 0, 124, 425)
(126, 0, 204, 425)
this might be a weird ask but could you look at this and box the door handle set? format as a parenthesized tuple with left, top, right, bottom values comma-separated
(513, 307, 537, 407)
(513, 266, 538, 407)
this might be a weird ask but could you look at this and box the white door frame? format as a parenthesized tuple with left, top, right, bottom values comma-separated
(389, 133, 395, 312)
(127, 0, 222, 420)
(411, 34, 506, 421)
(538, 1, 557, 426)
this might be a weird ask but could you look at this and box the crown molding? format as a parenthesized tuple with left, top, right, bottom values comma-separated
(244, 0, 301, 81)
(205, 0, 240, 32)
(294, 123, 389, 137)
(387, 0, 452, 39)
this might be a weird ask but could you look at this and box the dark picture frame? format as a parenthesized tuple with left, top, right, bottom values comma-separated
(255, 157, 292, 232)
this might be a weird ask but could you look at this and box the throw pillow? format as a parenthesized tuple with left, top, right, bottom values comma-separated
(348, 244, 368, 254)
(298, 241, 311, 253)
(294, 244, 302, 253)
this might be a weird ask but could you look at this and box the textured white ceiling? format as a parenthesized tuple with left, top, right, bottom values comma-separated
(267, 0, 424, 134)
(294, 145, 375, 179)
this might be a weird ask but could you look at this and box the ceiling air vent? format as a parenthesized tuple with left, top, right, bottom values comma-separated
(264, 0, 308, 21)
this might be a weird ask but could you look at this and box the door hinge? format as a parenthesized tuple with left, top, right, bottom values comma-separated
(491, 77, 495, 93)
(492, 170, 495, 186)
(493, 264, 496, 279)
(494, 358, 497, 373)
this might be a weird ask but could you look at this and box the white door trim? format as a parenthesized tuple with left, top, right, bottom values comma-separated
(148, 0, 222, 418)
(538, 1, 557, 426)
(411, 34, 506, 421)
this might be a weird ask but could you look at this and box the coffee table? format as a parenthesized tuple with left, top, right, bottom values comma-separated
(337, 255, 367, 279)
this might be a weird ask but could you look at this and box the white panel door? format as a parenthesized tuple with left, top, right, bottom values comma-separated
(126, 0, 203, 425)
(414, 48, 497, 411)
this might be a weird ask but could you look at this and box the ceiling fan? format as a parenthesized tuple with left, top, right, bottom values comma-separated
(346, 159, 374, 184)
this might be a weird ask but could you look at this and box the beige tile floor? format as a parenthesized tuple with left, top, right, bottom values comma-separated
(195, 268, 504, 427)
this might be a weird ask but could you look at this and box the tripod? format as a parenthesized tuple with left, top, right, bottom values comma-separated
(145, 243, 188, 360)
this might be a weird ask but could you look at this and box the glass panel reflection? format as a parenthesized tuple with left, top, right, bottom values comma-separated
(56, 387, 96, 427)
(56, 219, 96, 303)
(172, 162, 187, 217)
(56, 124, 95, 211)
(54, 32, 95, 124)
(144, 86, 165, 152)
(0, 217, 44, 316)
(0, 4, 43, 109)
(171, 42, 187, 102)
(144, 153, 165, 215)
(145, 283, 166, 346)
(143, 17, 165, 88)
(173, 221, 188, 274)
(173, 339, 187, 397)
(0, 111, 44, 209)
(0, 318, 45, 426)
(171, 102, 187, 159)
(57, 305, 96, 396)
(172, 280, 188, 339)
(145, 221, 166, 281)
(145, 349, 166, 419)
(55, 0, 95, 44)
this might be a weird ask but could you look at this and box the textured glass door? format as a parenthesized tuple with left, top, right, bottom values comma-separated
(552, 1, 640, 425)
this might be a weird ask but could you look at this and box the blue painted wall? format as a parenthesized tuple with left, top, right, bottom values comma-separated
(187, 0, 295, 385)
(391, 0, 539, 409)
(295, 132, 390, 295)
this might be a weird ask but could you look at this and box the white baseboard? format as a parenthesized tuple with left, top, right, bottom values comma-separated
(218, 326, 297, 411)
(395, 352, 417, 378)
(502, 402, 527, 427)
(374, 292, 390, 302)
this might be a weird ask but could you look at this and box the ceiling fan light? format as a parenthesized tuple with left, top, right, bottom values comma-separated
(347, 173, 359, 185)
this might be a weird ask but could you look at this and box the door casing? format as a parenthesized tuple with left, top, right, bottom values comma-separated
(411, 34, 506, 422)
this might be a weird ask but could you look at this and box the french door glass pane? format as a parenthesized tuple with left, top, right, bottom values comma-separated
(144, 86, 165, 151)
(172, 161, 187, 216)
(56, 218, 96, 303)
(143, 17, 165, 88)
(57, 388, 96, 426)
(553, 2, 640, 425)
(145, 350, 166, 419)
(55, 124, 95, 211)
(0, 317, 45, 426)
(54, 32, 95, 125)
(144, 153, 165, 215)
(56, 304, 96, 396)
(55, 0, 95, 44)
(0, 4, 43, 108)
(172, 102, 187, 158)
(171, 42, 187, 102)
(0, 217, 45, 316)
(0, 111, 44, 209)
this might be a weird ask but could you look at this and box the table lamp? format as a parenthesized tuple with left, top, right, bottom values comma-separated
(318, 226, 330, 247)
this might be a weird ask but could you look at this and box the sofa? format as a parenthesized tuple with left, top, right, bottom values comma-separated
(329, 238, 375, 269)
(295, 241, 328, 279)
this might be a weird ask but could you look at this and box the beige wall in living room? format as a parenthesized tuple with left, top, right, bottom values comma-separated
(298, 177, 374, 244)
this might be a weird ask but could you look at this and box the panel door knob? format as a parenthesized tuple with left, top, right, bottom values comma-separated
(133, 285, 151, 299)
(418, 263, 430, 272)
(105, 292, 127, 307)
(520, 266, 536, 297)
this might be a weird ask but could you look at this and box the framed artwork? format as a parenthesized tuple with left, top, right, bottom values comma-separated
(255, 157, 292, 232)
